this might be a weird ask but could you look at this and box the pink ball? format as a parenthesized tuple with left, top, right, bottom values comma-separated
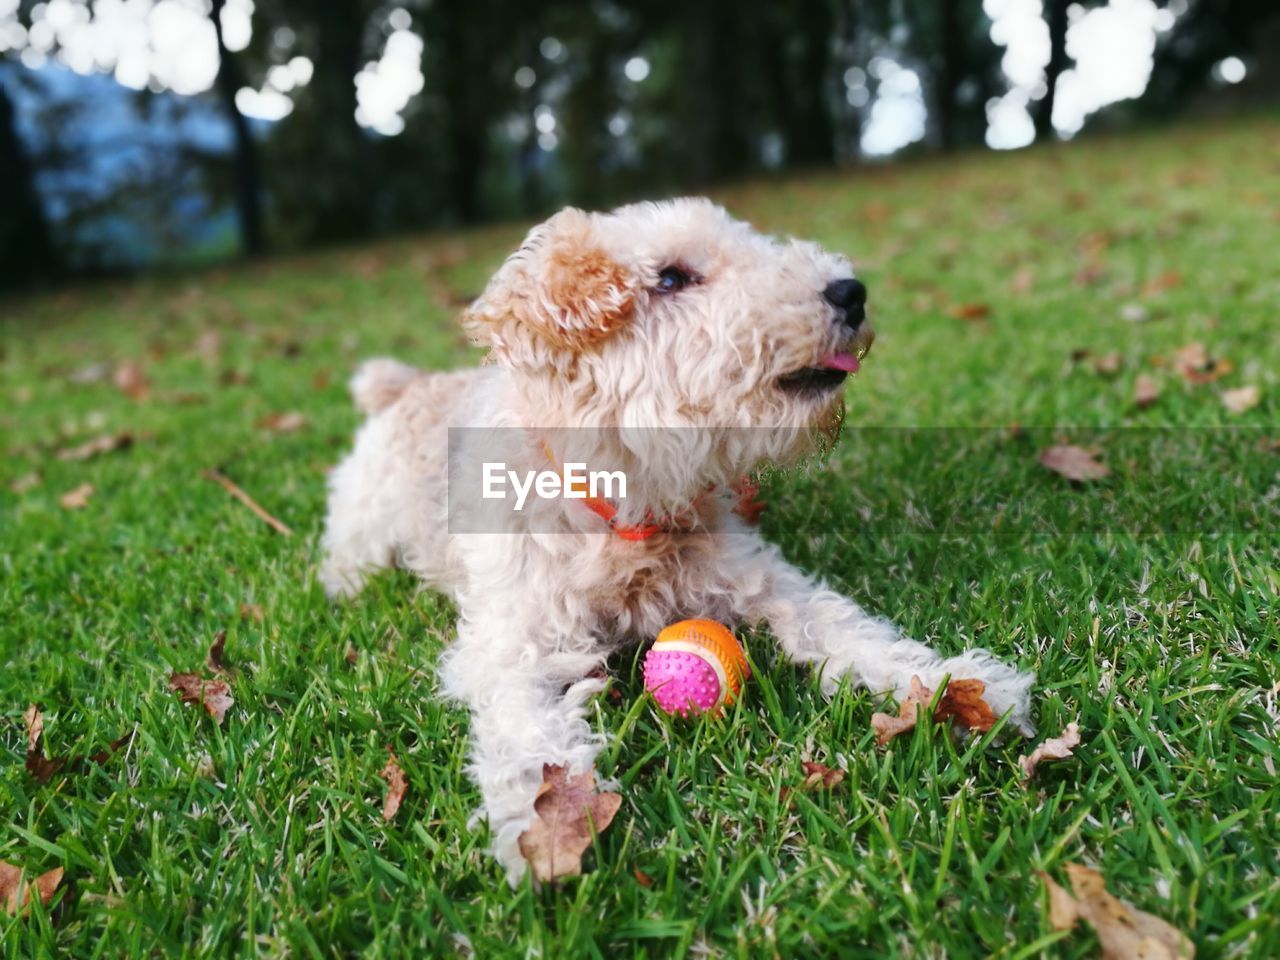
(643, 648, 723, 716)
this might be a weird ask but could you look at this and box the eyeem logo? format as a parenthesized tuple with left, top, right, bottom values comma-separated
(482, 462, 627, 511)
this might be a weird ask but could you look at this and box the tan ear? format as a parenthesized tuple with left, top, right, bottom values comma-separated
(464, 208, 639, 364)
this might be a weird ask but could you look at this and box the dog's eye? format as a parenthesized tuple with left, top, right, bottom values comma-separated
(655, 266, 694, 293)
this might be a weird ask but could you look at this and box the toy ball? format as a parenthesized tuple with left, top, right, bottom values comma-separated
(643, 619, 749, 716)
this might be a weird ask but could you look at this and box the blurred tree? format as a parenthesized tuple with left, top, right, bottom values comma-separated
(1145, 0, 1277, 113)
(262, 0, 375, 243)
(1034, 0, 1071, 141)
(0, 67, 59, 284)
(912, 0, 1000, 149)
(762, 0, 838, 167)
(209, 0, 264, 254)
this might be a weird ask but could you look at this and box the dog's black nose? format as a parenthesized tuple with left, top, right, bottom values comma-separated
(823, 278, 866, 309)
(823, 278, 867, 326)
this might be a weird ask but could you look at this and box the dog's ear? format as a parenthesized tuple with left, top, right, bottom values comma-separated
(464, 208, 639, 365)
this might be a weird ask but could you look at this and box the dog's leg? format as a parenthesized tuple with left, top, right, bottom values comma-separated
(439, 614, 608, 884)
(725, 538, 1035, 734)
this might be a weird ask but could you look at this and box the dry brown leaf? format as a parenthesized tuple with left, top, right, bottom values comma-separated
(799, 761, 846, 790)
(168, 673, 233, 725)
(871, 675, 931, 745)
(56, 432, 133, 462)
(633, 868, 654, 887)
(1141, 270, 1183, 297)
(255, 411, 308, 433)
(871, 676, 999, 746)
(518, 764, 623, 882)
(936, 679, 998, 732)
(1019, 722, 1082, 780)
(1134, 374, 1161, 409)
(24, 704, 130, 784)
(0, 861, 64, 916)
(1039, 445, 1110, 482)
(1042, 863, 1194, 959)
(345, 644, 358, 665)
(311, 369, 332, 391)
(68, 362, 112, 384)
(1172, 342, 1233, 384)
(194, 329, 222, 362)
(206, 631, 231, 675)
(949, 302, 992, 321)
(1092, 352, 1123, 376)
(10, 471, 40, 494)
(58, 483, 95, 509)
(113, 360, 150, 400)
(380, 751, 407, 822)
(238, 603, 264, 623)
(1221, 385, 1260, 414)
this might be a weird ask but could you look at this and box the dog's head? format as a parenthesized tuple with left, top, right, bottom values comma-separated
(465, 199, 873, 487)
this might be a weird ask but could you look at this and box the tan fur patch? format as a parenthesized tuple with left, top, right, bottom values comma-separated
(536, 244, 636, 349)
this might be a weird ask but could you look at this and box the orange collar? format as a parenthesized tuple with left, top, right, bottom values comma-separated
(538, 439, 766, 540)
(540, 439, 666, 541)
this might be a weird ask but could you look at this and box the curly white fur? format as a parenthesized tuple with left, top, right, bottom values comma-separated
(320, 198, 1035, 884)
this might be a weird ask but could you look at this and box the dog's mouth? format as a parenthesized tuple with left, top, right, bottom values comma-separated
(777, 352, 860, 396)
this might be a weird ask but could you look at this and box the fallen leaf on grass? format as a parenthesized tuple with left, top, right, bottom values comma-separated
(58, 483, 95, 509)
(168, 674, 233, 725)
(633, 869, 654, 887)
(206, 631, 231, 675)
(1091, 352, 1122, 376)
(56, 432, 133, 461)
(238, 603, 264, 623)
(1141, 270, 1183, 297)
(1171, 342, 1233, 385)
(1009, 268, 1035, 295)
(10, 471, 40, 493)
(193, 330, 222, 363)
(24, 704, 130, 784)
(871, 676, 999, 746)
(1220, 385, 1260, 414)
(113, 360, 150, 400)
(1042, 863, 1194, 959)
(1134, 374, 1161, 409)
(799, 761, 845, 790)
(518, 764, 622, 882)
(1019, 722, 1082, 780)
(68, 362, 112, 384)
(1039, 445, 1110, 482)
(255, 411, 308, 433)
(948, 302, 992, 322)
(380, 751, 407, 822)
(0, 861, 64, 916)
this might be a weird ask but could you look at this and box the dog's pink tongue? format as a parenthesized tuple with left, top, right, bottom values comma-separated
(821, 352, 860, 373)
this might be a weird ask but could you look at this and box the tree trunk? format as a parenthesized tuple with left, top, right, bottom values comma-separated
(1035, 0, 1069, 141)
(209, 0, 264, 255)
(935, 0, 962, 150)
(786, 0, 836, 166)
(0, 70, 59, 286)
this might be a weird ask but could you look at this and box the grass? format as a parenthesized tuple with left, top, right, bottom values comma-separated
(2, 114, 1279, 958)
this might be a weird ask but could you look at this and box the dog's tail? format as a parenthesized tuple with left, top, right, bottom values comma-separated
(350, 358, 421, 416)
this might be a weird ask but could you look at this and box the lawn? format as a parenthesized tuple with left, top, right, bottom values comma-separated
(2, 114, 1278, 958)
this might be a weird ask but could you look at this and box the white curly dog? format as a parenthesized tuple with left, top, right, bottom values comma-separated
(320, 199, 1035, 883)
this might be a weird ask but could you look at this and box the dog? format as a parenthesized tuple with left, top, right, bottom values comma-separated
(320, 198, 1035, 883)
